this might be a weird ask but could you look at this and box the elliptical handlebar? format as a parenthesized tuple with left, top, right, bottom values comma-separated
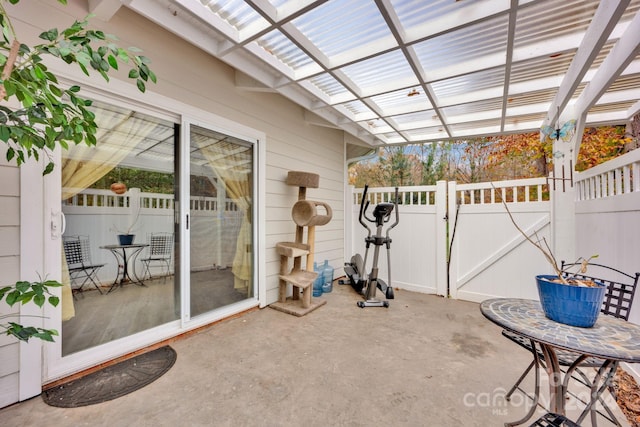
(386, 187, 400, 238)
(358, 185, 372, 236)
(358, 186, 400, 231)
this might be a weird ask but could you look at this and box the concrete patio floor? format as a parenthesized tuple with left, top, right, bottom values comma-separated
(0, 283, 628, 426)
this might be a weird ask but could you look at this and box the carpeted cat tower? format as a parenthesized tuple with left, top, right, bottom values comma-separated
(270, 171, 332, 316)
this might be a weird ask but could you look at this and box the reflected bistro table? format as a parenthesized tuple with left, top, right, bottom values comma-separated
(480, 298, 640, 426)
(100, 243, 149, 293)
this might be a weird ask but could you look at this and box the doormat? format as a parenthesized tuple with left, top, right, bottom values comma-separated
(42, 345, 177, 408)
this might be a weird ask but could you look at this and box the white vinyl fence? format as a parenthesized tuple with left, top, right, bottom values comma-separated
(347, 149, 640, 308)
(574, 148, 640, 325)
(62, 188, 244, 284)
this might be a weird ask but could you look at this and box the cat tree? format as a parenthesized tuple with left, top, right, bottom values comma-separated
(270, 171, 332, 316)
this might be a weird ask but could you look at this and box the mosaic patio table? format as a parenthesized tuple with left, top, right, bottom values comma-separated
(480, 298, 640, 426)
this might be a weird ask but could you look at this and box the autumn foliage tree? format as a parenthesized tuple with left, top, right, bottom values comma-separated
(575, 126, 630, 171)
(349, 125, 633, 187)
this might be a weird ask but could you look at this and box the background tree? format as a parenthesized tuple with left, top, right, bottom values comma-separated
(456, 137, 493, 183)
(349, 125, 635, 187)
(486, 132, 548, 179)
(416, 141, 455, 184)
(378, 145, 415, 186)
(576, 126, 631, 171)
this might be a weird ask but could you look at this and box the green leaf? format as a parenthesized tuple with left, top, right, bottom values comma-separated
(15, 281, 30, 292)
(43, 161, 55, 175)
(128, 69, 139, 79)
(107, 54, 118, 70)
(0, 285, 11, 300)
(136, 79, 146, 93)
(43, 280, 63, 288)
(19, 292, 34, 305)
(48, 296, 60, 307)
(6, 290, 20, 306)
(33, 294, 45, 307)
(33, 332, 55, 342)
(117, 48, 129, 62)
(0, 126, 10, 142)
(39, 29, 59, 42)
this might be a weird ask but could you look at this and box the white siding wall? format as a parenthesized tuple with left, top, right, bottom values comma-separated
(0, 152, 20, 408)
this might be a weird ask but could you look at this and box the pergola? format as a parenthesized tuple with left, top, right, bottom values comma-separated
(92, 0, 640, 158)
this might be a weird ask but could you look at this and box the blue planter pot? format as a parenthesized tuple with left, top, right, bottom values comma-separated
(536, 274, 606, 328)
(118, 234, 135, 245)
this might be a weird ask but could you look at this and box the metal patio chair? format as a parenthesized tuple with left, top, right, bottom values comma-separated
(529, 412, 581, 427)
(503, 261, 640, 426)
(140, 232, 174, 281)
(63, 235, 105, 298)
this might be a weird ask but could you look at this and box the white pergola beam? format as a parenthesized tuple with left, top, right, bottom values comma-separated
(544, 0, 631, 127)
(574, 9, 640, 120)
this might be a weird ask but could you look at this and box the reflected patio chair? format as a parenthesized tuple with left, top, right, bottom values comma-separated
(140, 232, 174, 282)
(503, 262, 639, 426)
(63, 235, 105, 299)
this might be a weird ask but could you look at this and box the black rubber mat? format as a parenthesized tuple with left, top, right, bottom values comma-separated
(42, 345, 177, 407)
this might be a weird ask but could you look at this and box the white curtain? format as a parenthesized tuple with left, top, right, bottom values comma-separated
(194, 131, 253, 295)
(61, 106, 158, 320)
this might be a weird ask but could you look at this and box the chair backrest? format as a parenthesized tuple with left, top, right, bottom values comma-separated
(148, 233, 173, 258)
(561, 260, 640, 320)
(63, 235, 93, 268)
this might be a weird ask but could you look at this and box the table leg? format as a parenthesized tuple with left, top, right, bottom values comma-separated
(540, 344, 564, 415)
(106, 247, 147, 293)
(106, 248, 126, 293)
(505, 339, 542, 427)
(573, 359, 617, 426)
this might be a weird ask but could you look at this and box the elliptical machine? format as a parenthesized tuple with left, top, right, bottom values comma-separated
(341, 185, 399, 308)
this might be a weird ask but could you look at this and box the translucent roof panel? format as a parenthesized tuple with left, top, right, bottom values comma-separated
(339, 49, 418, 94)
(257, 29, 315, 71)
(510, 54, 576, 86)
(441, 99, 504, 118)
(431, 68, 506, 100)
(513, 0, 599, 47)
(131, 0, 640, 146)
(305, 73, 350, 99)
(413, 14, 510, 73)
(200, 0, 267, 34)
(391, 0, 470, 32)
(368, 88, 433, 117)
(389, 110, 439, 129)
(290, 0, 391, 58)
(338, 100, 376, 120)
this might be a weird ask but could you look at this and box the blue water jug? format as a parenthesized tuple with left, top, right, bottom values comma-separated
(312, 262, 323, 297)
(322, 260, 334, 293)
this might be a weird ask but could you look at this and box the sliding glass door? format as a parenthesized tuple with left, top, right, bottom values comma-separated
(61, 100, 178, 355)
(59, 101, 257, 356)
(188, 124, 254, 317)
